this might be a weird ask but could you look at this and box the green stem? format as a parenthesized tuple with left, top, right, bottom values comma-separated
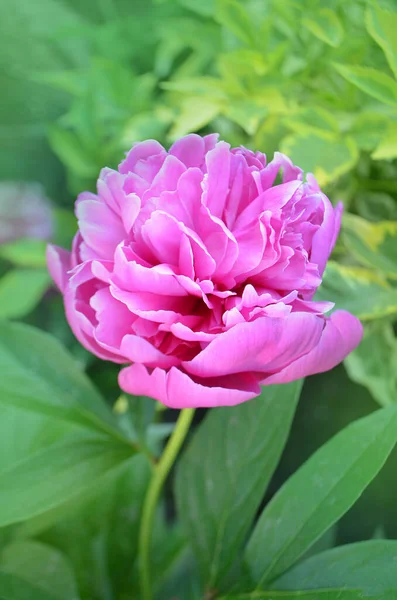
(139, 407, 195, 600)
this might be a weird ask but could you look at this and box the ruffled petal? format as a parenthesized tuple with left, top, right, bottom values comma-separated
(119, 364, 261, 408)
(262, 310, 363, 384)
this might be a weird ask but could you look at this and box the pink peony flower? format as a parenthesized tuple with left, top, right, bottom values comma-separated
(47, 134, 362, 408)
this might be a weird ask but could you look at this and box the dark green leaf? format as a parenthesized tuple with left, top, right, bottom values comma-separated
(0, 321, 124, 439)
(272, 540, 397, 594)
(0, 572, 58, 600)
(245, 405, 397, 585)
(0, 541, 79, 600)
(176, 382, 303, 587)
(0, 435, 133, 527)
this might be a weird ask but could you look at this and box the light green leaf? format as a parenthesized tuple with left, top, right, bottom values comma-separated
(176, 381, 303, 587)
(334, 63, 397, 107)
(0, 435, 133, 527)
(281, 132, 358, 186)
(0, 269, 50, 319)
(343, 214, 397, 278)
(349, 112, 388, 152)
(245, 405, 397, 585)
(302, 9, 344, 47)
(169, 97, 222, 140)
(0, 541, 79, 600)
(48, 126, 98, 178)
(0, 321, 125, 439)
(366, 3, 397, 79)
(0, 239, 47, 268)
(284, 107, 340, 137)
(272, 540, 397, 594)
(315, 262, 397, 320)
(215, 0, 257, 47)
(345, 323, 397, 407)
(372, 122, 397, 160)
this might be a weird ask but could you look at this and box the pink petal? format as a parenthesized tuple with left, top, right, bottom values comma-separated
(118, 364, 261, 408)
(182, 312, 324, 378)
(262, 310, 363, 384)
(119, 140, 166, 174)
(120, 335, 179, 368)
(46, 245, 71, 292)
(169, 134, 206, 167)
(203, 141, 231, 218)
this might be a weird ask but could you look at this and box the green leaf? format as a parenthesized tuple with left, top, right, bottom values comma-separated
(0, 435, 133, 527)
(343, 214, 397, 278)
(0, 541, 79, 600)
(315, 261, 397, 320)
(0, 572, 59, 600)
(272, 540, 397, 594)
(219, 592, 366, 600)
(175, 381, 303, 587)
(334, 63, 397, 107)
(349, 112, 388, 152)
(302, 9, 344, 47)
(169, 97, 222, 140)
(345, 323, 397, 407)
(0, 239, 47, 268)
(0, 321, 124, 439)
(0, 270, 50, 319)
(284, 106, 340, 137)
(366, 3, 397, 79)
(215, 0, 257, 47)
(245, 405, 397, 585)
(281, 133, 358, 186)
(48, 127, 98, 179)
(372, 122, 397, 160)
(0, 0, 87, 193)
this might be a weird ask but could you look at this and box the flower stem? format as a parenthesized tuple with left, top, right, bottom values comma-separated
(139, 407, 195, 600)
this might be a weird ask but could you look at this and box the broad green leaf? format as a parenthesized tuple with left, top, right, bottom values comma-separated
(0, 435, 133, 527)
(0, 541, 79, 600)
(302, 9, 344, 47)
(0, 239, 47, 268)
(0, 269, 50, 319)
(219, 592, 366, 600)
(0, 571, 58, 600)
(345, 323, 397, 407)
(315, 262, 397, 320)
(281, 133, 358, 186)
(356, 191, 397, 223)
(245, 405, 397, 585)
(179, 0, 215, 16)
(215, 0, 257, 47)
(272, 540, 397, 594)
(372, 122, 397, 160)
(334, 63, 397, 107)
(175, 381, 303, 587)
(343, 214, 397, 277)
(0, 321, 124, 439)
(366, 3, 397, 79)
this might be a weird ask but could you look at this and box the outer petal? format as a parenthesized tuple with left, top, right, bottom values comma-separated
(182, 312, 324, 378)
(46, 244, 71, 292)
(119, 364, 260, 408)
(262, 310, 363, 384)
(310, 195, 342, 276)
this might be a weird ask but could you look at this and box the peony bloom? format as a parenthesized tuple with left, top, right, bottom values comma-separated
(47, 134, 362, 408)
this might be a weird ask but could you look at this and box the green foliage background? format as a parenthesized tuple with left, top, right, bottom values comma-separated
(2, 0, 397, 599)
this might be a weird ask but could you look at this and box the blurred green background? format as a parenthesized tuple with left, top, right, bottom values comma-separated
(2, 0, 397, 597)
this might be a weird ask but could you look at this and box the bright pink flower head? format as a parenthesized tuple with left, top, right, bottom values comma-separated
(47, 134, 362, 408)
